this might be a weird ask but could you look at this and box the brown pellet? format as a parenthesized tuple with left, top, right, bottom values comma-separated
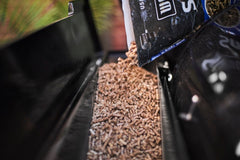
(206, 0, 230, 17)
(87, 42, 162, 159)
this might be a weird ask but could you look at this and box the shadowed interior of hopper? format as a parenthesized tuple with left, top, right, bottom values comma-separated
(38, 1, 163, 159)
(1, 1, 240, 160)
(0, 1, 165, 160)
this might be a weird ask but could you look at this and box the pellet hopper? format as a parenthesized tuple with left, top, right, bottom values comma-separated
(0, 1, 240, 160)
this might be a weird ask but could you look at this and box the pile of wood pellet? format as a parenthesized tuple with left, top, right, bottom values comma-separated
(87, 42, 162, 160)
(206, 0, 230, 16)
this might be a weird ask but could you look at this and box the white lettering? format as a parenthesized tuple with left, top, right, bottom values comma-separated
(139, 0, 145, 10)
(231, 38, 240, 50)
(159, 1, 172, 14)
(219, 35, 240, 57)
(154, 0, 176, 20)
(219, 35, 229, 48)
(181, 0, 197, 13)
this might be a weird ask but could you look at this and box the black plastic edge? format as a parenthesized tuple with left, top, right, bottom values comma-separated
(36, 58, 101, 160)
(157, 65, 190, 160)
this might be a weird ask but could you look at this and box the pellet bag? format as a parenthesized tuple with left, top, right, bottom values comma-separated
(122, 0, 239, 66)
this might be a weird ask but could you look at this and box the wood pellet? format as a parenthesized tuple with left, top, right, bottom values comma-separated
(215, 7, 239, 27)
(206, 0, 230, 17)
(87, 42, 162, 160)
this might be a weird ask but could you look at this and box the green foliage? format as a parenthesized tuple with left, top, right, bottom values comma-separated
(89, 0, 114, 33)
(0, 0, 8, 22)
(0, 0, 114, 45)
(34, 2, 68, 30)
(0, 0, 68, 45)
